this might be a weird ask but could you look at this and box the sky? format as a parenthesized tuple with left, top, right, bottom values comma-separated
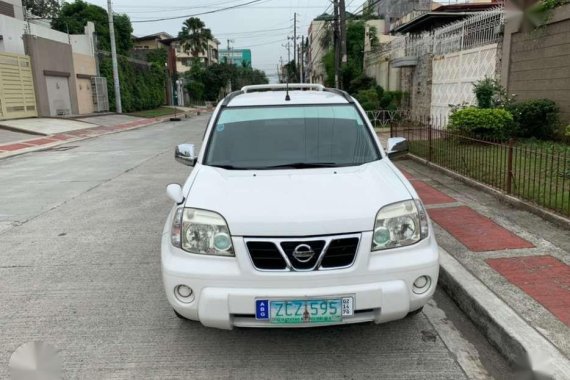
(87, 0, 366, 81)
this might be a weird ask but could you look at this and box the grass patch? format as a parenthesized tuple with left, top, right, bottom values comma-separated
(408, 137, 570, 216)
(129, 107, 181, 118)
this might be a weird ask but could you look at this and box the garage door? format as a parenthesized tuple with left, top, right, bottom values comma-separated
(0, 52, 37, 120)
(45, 76, 72, 116)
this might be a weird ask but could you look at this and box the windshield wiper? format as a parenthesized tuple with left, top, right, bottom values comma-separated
(209, 164, 252, 170)
(258, 162, 343, 169)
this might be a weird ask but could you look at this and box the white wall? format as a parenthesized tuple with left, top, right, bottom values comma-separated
(0, 14, 26, 53)
(0, 15, 95, 57)
(70, 22, 95, 56)
(3, 0, 24, 20)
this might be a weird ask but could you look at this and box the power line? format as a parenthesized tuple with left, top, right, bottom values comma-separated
(215, 26, 290, 37)
(236, 38, 287, 48)
(131, 0, 271, 23)
(122, 6, 335, 13)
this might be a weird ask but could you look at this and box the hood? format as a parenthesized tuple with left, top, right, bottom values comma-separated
(185, 160, 412, 236)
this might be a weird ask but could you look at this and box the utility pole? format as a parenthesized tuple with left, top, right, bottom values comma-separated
(299, 37, 304, 83)
(293, 12, 297, 70)
(282, 41, 292, 82)
(226, 39, 233, 91)
(339, 0, 348, 81)
(107, 0, 122, 113)
(277, 57, 284, 83)
(333, 0, 340, 89)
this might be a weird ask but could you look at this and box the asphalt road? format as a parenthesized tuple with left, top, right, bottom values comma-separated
(0, 115, 513, 379)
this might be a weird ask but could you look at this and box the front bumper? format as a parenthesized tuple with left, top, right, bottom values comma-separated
(161, 231, 439, 330)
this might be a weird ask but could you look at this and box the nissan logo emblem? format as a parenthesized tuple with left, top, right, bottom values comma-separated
(292, 244, 315, 263)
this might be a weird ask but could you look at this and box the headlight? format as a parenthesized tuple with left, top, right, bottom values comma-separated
(170, 208, 234, 256)
(372, 199, 428, 251)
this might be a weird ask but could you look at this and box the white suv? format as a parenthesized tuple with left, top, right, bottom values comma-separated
(162, 84, 438, 330)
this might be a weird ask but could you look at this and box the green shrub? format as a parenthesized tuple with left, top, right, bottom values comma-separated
(354, 88, 379, 111)
(448, 107, 515, 140)
(99, 54, 166, 112)
(473, 78, 496, 108)
(472, 77, 515, 109)
(186, 80, 205, 102)
(507, 99, 560, 140)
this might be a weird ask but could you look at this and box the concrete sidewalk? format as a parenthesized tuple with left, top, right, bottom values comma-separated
(0, 111, 196, 160)
(0, 117, 102, 136)
(396, 159, 570, 374)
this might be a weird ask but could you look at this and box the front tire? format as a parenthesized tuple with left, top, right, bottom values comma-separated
(406, 306, 424, 317)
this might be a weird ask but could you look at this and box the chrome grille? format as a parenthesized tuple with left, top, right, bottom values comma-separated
(245, 234, 360, 272)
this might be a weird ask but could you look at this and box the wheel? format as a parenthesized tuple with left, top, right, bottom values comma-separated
(406, 306, 424, 317)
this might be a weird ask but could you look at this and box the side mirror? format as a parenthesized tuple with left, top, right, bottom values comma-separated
(175, 144, 197, 166)
(166, 183, 184, 204)
(386, 137, 409, 159)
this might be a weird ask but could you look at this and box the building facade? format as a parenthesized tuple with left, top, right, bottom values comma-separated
(218, 49, 252, 66)
(0, 0, 102, 120)
(307, 15, 332, 85)
(133, 32, 173, 50)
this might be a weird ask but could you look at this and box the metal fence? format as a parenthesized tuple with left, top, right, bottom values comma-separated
(368, 5, 505, 61)
(366, 109, 407, 128)
(391, 121, 570, 217)
(433, 6, 505, 55)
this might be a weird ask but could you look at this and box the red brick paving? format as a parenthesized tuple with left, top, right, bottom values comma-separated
(411, 180, 456, 205)
(24, 138, 58, 145)
(0, 142, 33, 151)
(428, 206, 535, 251)
(0, 116, 172, 156)
(49, 134, 74, 141)
(487, 255, 570, 326)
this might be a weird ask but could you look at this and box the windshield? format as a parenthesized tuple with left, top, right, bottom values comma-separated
(204, 104, 380, 169)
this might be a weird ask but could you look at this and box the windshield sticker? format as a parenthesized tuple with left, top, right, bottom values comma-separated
(216, 124, 225, 132)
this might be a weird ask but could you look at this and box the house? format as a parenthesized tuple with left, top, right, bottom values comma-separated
(307, 13, 332, 85)
(133, 32, 173, 50)
(162, 37, 220, 73)
(0, 0, 104, 120)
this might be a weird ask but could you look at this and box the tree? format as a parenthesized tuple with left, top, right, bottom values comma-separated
(184, 61, 268, 102)
(280, 61, 299, 83)
(22, 0, 60, 19)
(322, 19, 369, 91)
(178, 17, 214, 57)
(51, 0, 133, 55)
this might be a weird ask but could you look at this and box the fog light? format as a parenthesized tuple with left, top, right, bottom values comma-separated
(174, 285, 194, 303)
(413, 276, 431, 294)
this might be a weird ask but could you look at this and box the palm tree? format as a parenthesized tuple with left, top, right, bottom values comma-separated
(178, 17, 214, 57)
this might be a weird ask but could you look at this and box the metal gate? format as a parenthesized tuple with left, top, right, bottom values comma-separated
(430, 43, 498, 127)
(91, 76, 109, 112)
(0, 52, 37, 120)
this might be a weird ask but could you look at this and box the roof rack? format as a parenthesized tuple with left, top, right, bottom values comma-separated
(241, 83, 325, 93)
(221, 84, 354, 107)
(323, 87, 354, 103)
(221, 90, 244, 107)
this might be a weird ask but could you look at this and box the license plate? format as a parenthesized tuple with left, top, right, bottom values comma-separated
(255, 297, 354, 324)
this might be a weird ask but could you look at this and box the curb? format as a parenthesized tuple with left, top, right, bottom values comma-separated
(407, 154, 570, 231)
(0, 113, 193, 160)
(438, 248, 570, 379)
